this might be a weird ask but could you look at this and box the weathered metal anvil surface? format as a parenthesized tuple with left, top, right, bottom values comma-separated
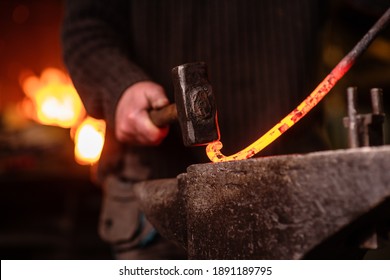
(134, 145, 390, 259)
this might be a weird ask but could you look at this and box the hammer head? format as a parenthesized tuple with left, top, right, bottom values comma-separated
(172, 62, 220, 147)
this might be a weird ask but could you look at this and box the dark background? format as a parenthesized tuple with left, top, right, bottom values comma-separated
(0, 0, 389, 259)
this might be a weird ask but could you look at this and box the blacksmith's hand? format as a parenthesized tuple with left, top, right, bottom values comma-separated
(115, 81, 169, 146)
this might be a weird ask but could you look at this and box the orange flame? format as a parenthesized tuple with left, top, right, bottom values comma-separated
(74, 117, 106, 165)
(20, 68, 106, 165)
(20, 68, 85, 128)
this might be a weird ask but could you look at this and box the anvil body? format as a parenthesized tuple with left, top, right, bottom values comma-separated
(134, 146, 390, 259)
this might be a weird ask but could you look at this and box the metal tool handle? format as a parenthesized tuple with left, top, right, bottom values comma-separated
(149, 103, 178, 127)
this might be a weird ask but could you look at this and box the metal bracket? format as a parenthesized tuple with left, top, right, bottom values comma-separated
(343, 87, 385, 148)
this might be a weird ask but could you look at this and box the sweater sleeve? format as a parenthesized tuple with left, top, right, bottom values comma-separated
(61, 0, 149, 130)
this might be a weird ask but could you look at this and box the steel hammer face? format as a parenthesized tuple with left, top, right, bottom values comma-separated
(172, 62, 220, 147)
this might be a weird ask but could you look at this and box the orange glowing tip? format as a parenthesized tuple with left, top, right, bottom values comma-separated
(206, 7, 390, 163)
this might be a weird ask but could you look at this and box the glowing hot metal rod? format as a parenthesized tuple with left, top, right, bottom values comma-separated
(206, 7, 390, 163)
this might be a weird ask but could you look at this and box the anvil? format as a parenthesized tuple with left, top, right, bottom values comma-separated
(133, 145, 390, 259)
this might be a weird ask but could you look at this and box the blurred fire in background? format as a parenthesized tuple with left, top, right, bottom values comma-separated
(0, 0, 111, 259)
(73, 117, 106, 166)
(19, 67, 106, 165)
(20, 68, 85, 129)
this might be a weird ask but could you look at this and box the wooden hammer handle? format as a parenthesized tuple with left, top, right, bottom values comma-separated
(149, 103, 178, 127)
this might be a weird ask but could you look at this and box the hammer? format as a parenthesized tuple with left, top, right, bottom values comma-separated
(148, 62, 220, 147)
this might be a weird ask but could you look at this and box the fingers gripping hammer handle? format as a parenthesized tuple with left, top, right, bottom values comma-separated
(149, 104, 178, 127)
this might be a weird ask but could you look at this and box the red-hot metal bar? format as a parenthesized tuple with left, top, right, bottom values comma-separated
(207, 7, 390, 162)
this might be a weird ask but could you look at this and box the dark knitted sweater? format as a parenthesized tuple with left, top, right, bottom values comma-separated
(62, 0, 328, 181)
